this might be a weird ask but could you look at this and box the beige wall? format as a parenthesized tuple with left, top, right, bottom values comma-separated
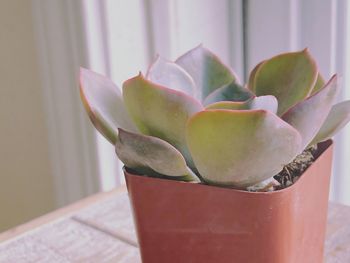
(0, 0, 55, 231)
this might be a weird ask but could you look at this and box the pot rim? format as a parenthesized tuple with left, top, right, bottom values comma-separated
(124, 139, 333, 196)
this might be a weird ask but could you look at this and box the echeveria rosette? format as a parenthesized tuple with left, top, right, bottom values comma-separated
(79, 45, 350, 190)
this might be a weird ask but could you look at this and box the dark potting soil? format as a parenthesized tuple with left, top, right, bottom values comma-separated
(273, 145, 318, 190)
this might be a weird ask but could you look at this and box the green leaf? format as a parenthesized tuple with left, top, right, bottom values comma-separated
(249, 49, 318, 116)
(247, 60, 265, 91)
(310, 72, 325, 95)
(122, 73, 203, 163)
(146, 56, 197, 98)
(116, 129, 198, 181)
(186, 110, 302, 188)
(203, 81, 254, 106)
(176, 45, 237, 101)
(205, 101, 247, 110)
(80, 68, 138, 144)
(310, 100, 350, 145)
(282, 75, 338, 149)
(206, 95, 278, 114)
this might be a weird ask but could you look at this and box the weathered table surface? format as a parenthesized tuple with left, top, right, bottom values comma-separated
(0, 186, 349, 262)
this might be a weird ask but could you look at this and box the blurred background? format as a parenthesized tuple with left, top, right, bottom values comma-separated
(1, 0, 349, 232)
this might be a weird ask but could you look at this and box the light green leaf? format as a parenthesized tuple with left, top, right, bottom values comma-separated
(176, 45, 237, 100)
(203, 81, 254, 106)
(247, 60, 265, 91)
(206, 95, 278, 114)
(123, 73, 203, 163)
(146, 56, 197, 98)
(186, 110, 302, 188)
(249, 49, 318, 116)
(205, 101, 247, 110)
(310, 72, 325, 95)
(282, 75, 338, 149)
(80, 68, 138, 144)
(310, 100, 350, 145)
(116, 129, 198, 181)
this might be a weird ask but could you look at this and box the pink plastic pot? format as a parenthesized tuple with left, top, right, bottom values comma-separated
(125, 140, 333, 263)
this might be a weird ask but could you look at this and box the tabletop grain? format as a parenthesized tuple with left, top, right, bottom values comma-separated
(0, 186, 349, 262)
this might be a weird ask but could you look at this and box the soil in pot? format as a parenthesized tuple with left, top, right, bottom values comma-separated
(274, 145, 318, 189)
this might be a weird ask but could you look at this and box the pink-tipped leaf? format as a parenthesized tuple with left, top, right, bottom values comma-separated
(123, 73, 203, 162)
(310, 73, 326, 95)
(116, 129, 198, 181)
(176, 45, 237, 101)
(146, 56, 197, 98)
(247, 60, 265, 91)
(206, 95, 278, 114)
(282, 75, 338, 149)
(310, 100, 350, 145)
(79, 68, 138, 144)
(248, 49, 318, 116)
(186, 110, 302, 188)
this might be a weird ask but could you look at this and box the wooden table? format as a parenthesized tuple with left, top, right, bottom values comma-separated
(0, 186, 349, 262)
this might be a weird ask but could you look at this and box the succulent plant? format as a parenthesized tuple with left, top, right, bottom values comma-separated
(80, 45, 350, 189)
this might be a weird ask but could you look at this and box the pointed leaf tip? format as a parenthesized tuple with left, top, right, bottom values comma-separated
(310, 72, 326, 95)
(302, 47, 309, 53)
(123, 73, 203, 164)
(79, 68, 138, 144)
(146, 55, 196, 97)
(311, 100, 350, 145)
(282, 75, 338, 149)
(176, 46, 238, 100)
(250, 49, 318, 116)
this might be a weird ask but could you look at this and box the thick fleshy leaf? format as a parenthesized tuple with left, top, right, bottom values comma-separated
(206, 101, 247, 110)
(282, 75, 338, 149)
(203, 81, 254, 106)
(247, 60, 265, 91)
(123, 74, 203, 162)
(249, 49, 318, 116)
(146, 56, 196, 97)
(310, 100, 350, 145)
(80, 68, 138, 144)
(116, 129, 198, 181)
(206, 95, 278, 114)
(310, 73, 325, 95)
(176, 45, 237, 100)
(186, 110, 302, 188)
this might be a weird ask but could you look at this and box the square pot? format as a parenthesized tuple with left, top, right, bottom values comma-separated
(125, 140, 333, 263)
